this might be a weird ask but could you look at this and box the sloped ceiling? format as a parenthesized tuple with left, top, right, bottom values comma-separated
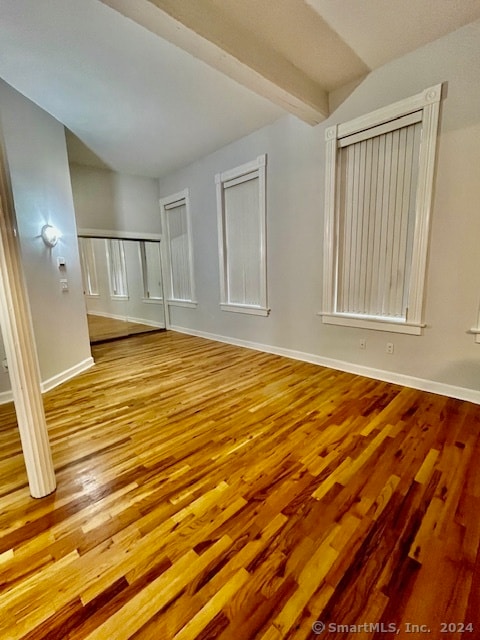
(306, 0, 480, 68)
(0, 0, 479, 177)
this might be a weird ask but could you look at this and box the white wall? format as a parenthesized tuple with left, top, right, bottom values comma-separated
(69, 164, 165, 327)
(0, 329, 8, 396)
(0, 80, 92, 396)
(158, 21, 480, 401)
(70, 164, 161, 234)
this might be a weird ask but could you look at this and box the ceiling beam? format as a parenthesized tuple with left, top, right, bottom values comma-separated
(100, 0, 329, 124)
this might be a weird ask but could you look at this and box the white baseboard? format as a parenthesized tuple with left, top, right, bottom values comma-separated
(3, 327, 477, 407)
(0, 357, 95, 405)
(88, 310, 127, 321)
(88, 310, 165, 329)
(126, 316, 165, 329)
(41, 357, 95, 394)
(0, 390, 13, 404)
(170, 325, 480, 405)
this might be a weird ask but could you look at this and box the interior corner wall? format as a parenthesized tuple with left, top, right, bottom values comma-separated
(69, 163, 161, 235)
(0, 80, 92, 395)
(158, 20, 480, 401)
(0, 326, 9, 397)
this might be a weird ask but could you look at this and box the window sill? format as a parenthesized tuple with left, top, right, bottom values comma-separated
(167, 299, 198, 309)
(220, 304, 270, 317)
(142, 297, 164, 305)
(319, 313, 424, 335)
(110, 295, 129, 301)
(468, 328, 480, 344)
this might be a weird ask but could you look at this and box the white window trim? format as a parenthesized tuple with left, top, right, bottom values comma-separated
(320, 84, 442, 335)
(159, 189, 197, 308)
(219, 303, 269, 317)
(215, 154, 269, 316)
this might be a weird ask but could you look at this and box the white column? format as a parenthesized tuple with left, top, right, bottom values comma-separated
(0, 122, 56, 498)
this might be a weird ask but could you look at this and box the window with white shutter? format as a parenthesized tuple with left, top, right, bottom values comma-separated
(106, 239, 128, 299)
(160, 190, 196, 307)
(322, 85, 442, 334)
(216, 155, 268, 316)
(78, 237, 99, 297)
(140, 241, 163, 301)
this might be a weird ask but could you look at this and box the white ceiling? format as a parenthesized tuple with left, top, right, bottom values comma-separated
(0, 0, 479, 178)
(306, 0, 480, 68)
(0, 0, 284, 177)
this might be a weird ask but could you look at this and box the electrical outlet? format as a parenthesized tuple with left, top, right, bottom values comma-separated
(386, 342, 394, 354)
(359, 338, 366, 350)
(60, 278, 69, 291)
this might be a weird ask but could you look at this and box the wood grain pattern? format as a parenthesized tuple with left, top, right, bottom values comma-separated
(0, 330, 479, 639)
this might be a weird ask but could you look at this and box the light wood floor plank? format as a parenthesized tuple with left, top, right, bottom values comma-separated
(0, 330, 478, 638)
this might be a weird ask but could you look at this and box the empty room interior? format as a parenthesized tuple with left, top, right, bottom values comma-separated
(0, 1, 479, 638)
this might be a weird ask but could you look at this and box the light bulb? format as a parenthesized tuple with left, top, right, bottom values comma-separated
(41, 224, 61, 247)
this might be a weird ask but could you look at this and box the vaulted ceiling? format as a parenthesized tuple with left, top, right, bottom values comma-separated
(0, 0, 479, 177)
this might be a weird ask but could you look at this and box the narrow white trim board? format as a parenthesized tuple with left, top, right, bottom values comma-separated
(170, 325, 480, 405)
(125, 316, 165, 329)
(78, 228, 162, 241)
(87, 310, 129, 321)
(0, 390, 13, 404)
(3, 330, 477, 407)
(87, 310, 165, 329)
(0, 357, 95, 405)
(41, 357, 95, 394)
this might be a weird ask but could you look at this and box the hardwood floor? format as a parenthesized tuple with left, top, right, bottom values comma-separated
(86, 314, 163, 343)
(0, 331, 479, 639)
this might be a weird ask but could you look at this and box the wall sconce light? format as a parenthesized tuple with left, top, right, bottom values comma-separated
(41, 224, 61, 248)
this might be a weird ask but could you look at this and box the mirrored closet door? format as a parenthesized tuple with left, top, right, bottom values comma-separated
(78, 234, 166, 343)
